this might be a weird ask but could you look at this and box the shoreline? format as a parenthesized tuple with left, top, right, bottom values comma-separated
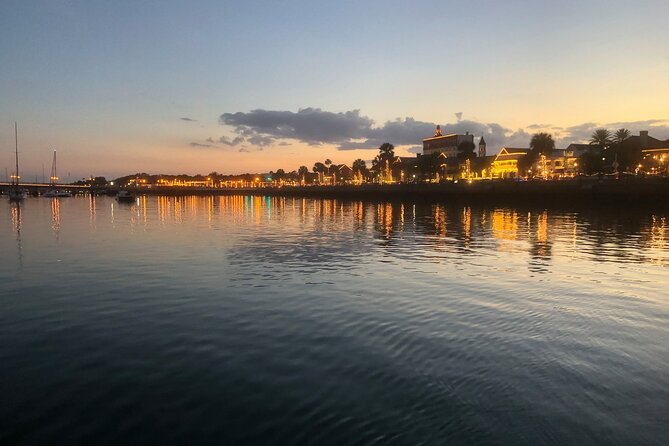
(4, 177, 669, 207)
(120, 177, 669, 207)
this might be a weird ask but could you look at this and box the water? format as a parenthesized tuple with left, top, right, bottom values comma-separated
(1, 195, 668, 445)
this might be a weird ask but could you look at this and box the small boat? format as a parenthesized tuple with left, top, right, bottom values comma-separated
(8, 122, 27, 202)
(116, 190, 135, 203)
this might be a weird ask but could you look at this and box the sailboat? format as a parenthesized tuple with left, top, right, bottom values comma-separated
(8, 122, 27, 201)
(43, 150, 72, 197)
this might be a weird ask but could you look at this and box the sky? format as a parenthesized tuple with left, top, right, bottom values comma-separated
(1, 0, 668, 180)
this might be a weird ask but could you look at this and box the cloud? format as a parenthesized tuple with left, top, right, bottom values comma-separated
(604, 119, 669, 139)
(220, 108, 373, 145)
(219, 135, 245, 146)
(205, 137, 215, 143)
(558, 119, 669, 144)
(247, 134, 274, 146)
(189, 142, 212, 147)
(217, 107, 669, 153)
(218, 108, 519, 150)
(181, 117, 197, 122)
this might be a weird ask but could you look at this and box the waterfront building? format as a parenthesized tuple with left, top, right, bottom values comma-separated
(642, 147, 669, 174)
(423, 126, 475, 158)
(630, 130, 669, 151)
(565, 143, 596, 158)
(392, 157, 419, 182)
(610, 130, 669, 174)
(642, 148, 669, 160)
(491, 148, 530, 178)
(335, 164, 354, 183)
(531, 150, 580, 178)
(465, 155, 495, 179)
(315, 164, 354, 185)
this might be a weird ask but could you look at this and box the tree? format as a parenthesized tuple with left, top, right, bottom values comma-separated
(312, 162, 327, 173)
(518, 133, 555, 176)
(324, 159, 332, 174)
(530, 132, 555, 157)
(370, 143, 395, 182)
(417, 153, 440, 180)
(352, 159, 368, 183)
(610, 134, 641, 172)
(579, 151, 605, 175)
(274, 168, 286, 181)
(352, 159, 367, 172)
(298, 166, 309, 177)
(352, 159, 367, 174)
(613, 128, 631, 146)
(378, 143, 395, 163)
(457, 141, 476, 161)
(589, 129, 612, 151)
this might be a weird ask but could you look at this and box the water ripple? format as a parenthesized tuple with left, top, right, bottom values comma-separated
(0, 196, 668, 445)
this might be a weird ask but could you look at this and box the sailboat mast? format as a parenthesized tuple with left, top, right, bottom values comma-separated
(14, 122, 19, 186)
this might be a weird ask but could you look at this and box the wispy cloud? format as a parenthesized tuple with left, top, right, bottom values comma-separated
(181, 117, 197, 122)
(189, 142, 212, 147)
(219, 135, 245, 146)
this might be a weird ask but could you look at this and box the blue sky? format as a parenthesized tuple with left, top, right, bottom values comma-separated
(1, 0, 668, 179)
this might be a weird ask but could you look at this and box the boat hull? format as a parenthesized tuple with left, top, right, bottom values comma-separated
(8, 190, 27, 201)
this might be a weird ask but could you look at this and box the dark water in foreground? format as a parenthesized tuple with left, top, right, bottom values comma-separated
(1, 195, 668, 445)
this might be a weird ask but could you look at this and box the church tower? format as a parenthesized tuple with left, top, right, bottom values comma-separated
(478, 136, 486, 157)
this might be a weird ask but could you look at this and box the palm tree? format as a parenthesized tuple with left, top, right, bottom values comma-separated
(417, 153, 440, 179)
(313, 162, 328, 184)
(530, 132, 555, 156)
(313, 162, 327, 173)
(589, 129, 612, 150)
(352, 159, 367, 174)
(378, 143, 395, 162)
(298, 165, 309, 184)
(352, 159, 367, 183)
(375, 143, 395, 182)
(613, 128, 631, 146)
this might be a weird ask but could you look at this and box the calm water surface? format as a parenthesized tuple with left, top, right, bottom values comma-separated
(1, 195, 668, 445)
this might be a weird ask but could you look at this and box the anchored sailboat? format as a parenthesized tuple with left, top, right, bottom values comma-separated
(8, 122, 27, 201)
(43, 150, 72, 197)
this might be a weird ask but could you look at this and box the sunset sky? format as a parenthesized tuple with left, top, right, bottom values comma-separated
(1, 0, 668, 180)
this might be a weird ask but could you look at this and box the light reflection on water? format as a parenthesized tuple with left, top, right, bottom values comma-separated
(1, 195, 668, 445)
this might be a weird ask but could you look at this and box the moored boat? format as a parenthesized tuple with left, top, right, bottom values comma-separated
(8, 188, 27, 201)
(44, 189, 73, 197)
(116, 190, 135, 203)
(8, 122, 27, 202)
(43, 151, 72, 197)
